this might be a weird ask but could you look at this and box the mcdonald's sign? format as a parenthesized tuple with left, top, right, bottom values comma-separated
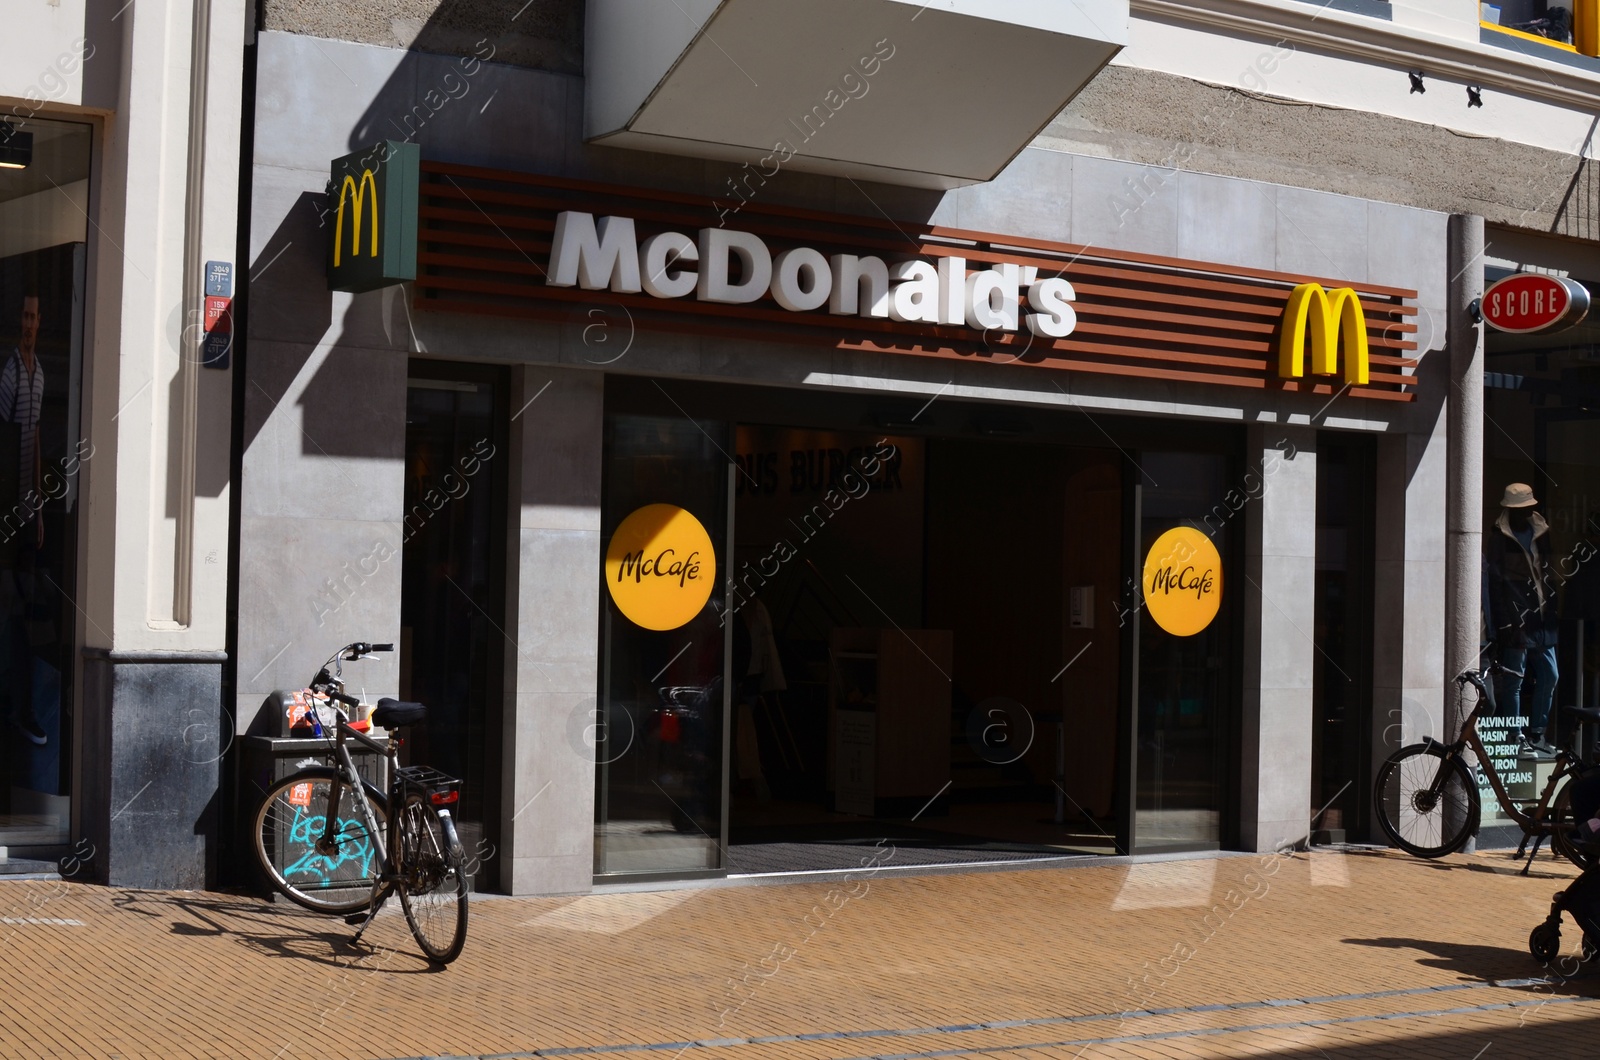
(327, 141, 419, 293)
(1277, 282, 1369, 387)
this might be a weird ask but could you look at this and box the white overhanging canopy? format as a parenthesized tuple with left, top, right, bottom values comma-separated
(584, 0, 1129, 189)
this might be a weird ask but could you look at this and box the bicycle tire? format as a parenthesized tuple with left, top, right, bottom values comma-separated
(395, 794, 469, 964)
(252, 767, 389, 915)
(1374, 744, 1480, 858)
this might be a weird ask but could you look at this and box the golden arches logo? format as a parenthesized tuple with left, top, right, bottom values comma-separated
(333, 169, 379, 267)
(1277, 282, 1369, 387)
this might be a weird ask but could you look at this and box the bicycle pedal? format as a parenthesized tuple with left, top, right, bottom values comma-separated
(344, 912, 369, 926)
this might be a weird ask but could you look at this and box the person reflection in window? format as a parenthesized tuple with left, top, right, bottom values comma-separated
(1, 293, 43, 746)
(1, 294, 44, 549)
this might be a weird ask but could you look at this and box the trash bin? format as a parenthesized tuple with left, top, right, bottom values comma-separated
(239, 732, 389, 898)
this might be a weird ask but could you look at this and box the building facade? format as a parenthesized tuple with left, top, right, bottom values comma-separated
(0, 0, 241, 885)
(13, 0, 1600, 894)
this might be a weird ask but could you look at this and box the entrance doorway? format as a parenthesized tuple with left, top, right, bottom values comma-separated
(722, 429, 1129, 871)
(593, 378, 1242, 879)
(399, 362, 508, 885)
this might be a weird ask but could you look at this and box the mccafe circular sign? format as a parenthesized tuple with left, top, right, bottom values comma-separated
(1481, 273, 1590, 334)
(604, 504, 715, 631)
(1143, 527, 1223, 637)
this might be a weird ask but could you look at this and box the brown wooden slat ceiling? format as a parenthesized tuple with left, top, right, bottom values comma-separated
(413, 161, 1419, 403)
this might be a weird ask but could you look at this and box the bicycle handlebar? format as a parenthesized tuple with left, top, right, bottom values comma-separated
(1456, 661, 1525, 688)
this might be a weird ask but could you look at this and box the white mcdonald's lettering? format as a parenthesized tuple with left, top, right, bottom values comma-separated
(1277, 282, 1370, 387)
(543, 210, 1078, 339)
(334, 169, 379, 267)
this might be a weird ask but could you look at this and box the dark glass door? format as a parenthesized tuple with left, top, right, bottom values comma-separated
(0, 117, 92, 854)
(595, 413, 732, 877)
(1130, 452, 1235, 853)
(400, 363, 508, 880)
(1311, 433, 1374, 841)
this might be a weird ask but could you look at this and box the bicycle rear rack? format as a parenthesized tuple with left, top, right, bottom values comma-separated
(395, 764, 462, 797)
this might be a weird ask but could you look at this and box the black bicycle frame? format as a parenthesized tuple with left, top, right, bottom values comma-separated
(316, 717, 399, 874)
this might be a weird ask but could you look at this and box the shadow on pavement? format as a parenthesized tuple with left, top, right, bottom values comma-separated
(108, 889, 444, 973)
(1225, 1012, 1600, 1058)
(1346, 935, 1600, 994)
(1337, 846, 1579, 881)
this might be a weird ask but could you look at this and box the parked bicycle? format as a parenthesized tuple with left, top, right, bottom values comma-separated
(1374, 661, 1597, 872)
(250, 641, 469, 964)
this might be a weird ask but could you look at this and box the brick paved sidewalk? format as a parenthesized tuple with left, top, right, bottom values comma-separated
(2, 847, 1599, 1060)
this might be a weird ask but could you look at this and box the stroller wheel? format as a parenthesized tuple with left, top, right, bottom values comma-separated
(1531, 921, 1562, 964)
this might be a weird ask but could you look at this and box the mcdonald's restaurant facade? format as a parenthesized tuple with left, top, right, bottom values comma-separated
(213, 3, 1481, 899)
(15, 0, 1600, 898)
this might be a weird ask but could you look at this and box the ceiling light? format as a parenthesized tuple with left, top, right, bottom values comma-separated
(0, 122, 33, 169)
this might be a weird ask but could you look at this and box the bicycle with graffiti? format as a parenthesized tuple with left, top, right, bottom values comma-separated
(250, 641, 470, 964)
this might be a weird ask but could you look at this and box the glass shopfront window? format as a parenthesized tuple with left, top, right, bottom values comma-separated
(0, 116, 92, 852)
(594, 414, 731, 876)
(1480, 265, 1600, 828)
(594, 377, 1250, 878)
(1133, 453, 1238, 853)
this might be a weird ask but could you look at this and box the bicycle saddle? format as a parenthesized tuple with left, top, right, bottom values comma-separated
(373, 698, 428, 728)
(1563, 705, 1600, 723)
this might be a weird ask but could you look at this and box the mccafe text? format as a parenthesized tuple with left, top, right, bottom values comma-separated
(615, 548, 703, 588)
(1150, 564, 1216, 600)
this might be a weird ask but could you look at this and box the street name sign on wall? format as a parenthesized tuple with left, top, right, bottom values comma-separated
(327, 141, 420, 293)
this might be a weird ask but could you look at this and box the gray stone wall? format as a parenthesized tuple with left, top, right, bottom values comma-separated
(261, 0, 584, 74)
(243, 30, 1459, 887)
(1047, 65, 1597, 242)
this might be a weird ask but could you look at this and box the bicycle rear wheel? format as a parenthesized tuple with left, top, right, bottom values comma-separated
(1552, 776, 1598, 872)
(253, 767, 388, 914)
(396, 795, 469, 964)
(1374, 744, 1480, 858)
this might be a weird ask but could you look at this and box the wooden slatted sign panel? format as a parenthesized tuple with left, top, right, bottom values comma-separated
(412, 161, 1419, 402)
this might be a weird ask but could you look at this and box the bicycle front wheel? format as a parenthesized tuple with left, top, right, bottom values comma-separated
(396, 795, 469, 964)
(1374, 745, 1480, 858)
(253, 767, 389, 915)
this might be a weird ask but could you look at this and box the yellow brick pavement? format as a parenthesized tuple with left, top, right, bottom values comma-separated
(1, 848, 1599, 1059)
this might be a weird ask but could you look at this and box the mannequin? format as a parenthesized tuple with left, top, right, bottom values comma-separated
(1485, 482, 1560, 756)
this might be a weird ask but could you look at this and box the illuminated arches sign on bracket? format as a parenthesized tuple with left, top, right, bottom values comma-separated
(604, 504, 716, 631)
(326, 140, 420, 293)
(1480, 273, 1591, 334)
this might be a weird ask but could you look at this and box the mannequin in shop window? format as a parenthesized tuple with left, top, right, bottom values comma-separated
(1486, 482, 1560, 757)
(731, 598, 788, 803)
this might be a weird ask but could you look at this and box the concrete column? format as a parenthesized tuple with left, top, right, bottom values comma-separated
(500, 367, 603, 895)
(76, 0, 245, 888)
(1239, 424, 1317, 852)
(1369, 354, 1451, 837)
(1445, 214, 1486, 735)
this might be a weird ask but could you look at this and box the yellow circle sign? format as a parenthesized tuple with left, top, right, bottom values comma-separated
(1142, 527, 1223, 637)
(604, 504, 716, 631)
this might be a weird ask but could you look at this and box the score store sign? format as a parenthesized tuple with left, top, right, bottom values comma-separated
(545, 211, 1081, 338)
(1481, 273, 1590, 334)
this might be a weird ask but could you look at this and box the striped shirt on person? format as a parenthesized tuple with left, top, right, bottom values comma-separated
(0, 349, 44, 509)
